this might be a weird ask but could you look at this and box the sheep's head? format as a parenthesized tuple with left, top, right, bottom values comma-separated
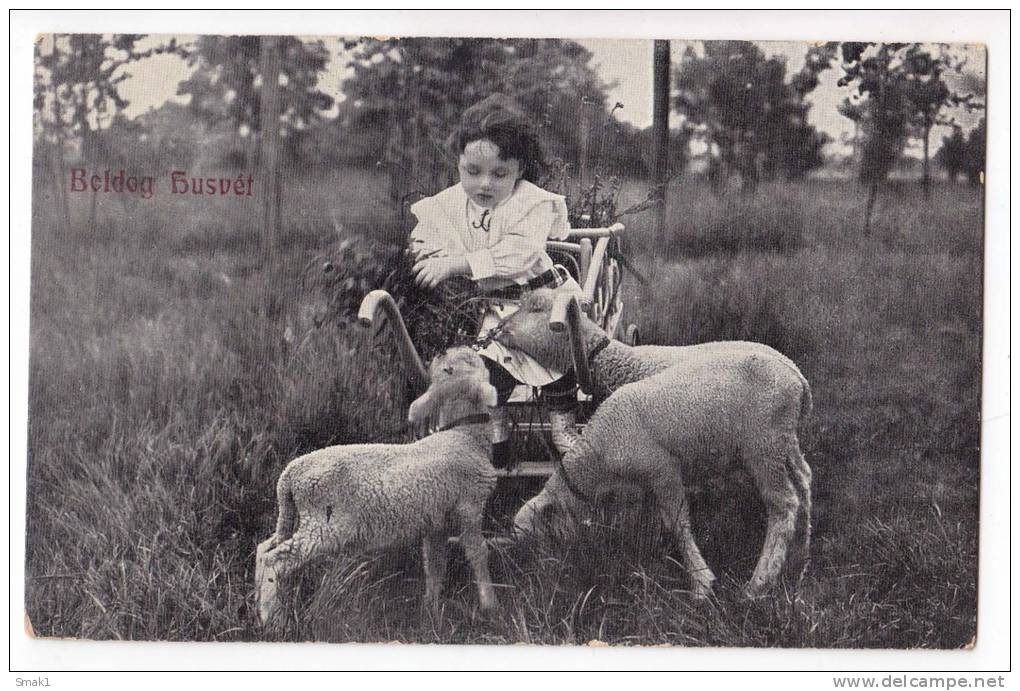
(493, 288, 582, 373)
(408, 346, 497, 429)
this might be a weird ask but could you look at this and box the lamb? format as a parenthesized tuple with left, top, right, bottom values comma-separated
(494, 287, 810, 407)
(255, 347, 500, 628)
(495, 289, 813, 596)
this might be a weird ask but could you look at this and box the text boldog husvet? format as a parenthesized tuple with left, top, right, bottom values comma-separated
(69, 169, 255, 199)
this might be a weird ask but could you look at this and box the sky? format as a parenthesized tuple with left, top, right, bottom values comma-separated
(114, 36, 986, 158)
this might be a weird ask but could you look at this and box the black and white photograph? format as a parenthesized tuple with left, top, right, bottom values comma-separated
(16, 11, 1001, 663)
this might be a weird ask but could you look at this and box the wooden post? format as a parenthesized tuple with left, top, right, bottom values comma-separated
(922, 120, 932, 198)
(652, 40, 671, 237)
(258, 35, 283, 316)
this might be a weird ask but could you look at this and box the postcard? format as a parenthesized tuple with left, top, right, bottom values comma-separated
(25, 30, 986, 650)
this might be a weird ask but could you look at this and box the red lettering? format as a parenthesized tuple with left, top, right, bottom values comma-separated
(70, 168, 86, 192)
(170, 171, 187, 194)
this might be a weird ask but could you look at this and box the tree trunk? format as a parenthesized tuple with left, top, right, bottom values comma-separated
(49, 141, 72, 237)
(852, 120, 859, 167)
(652, 40, 671, 237)
(922, 122, 931, 198)
(88, 187, 98, 233)
(258, 35, 283, 318)
(739, 147, 759, 195)
(864, 179, 879, 237)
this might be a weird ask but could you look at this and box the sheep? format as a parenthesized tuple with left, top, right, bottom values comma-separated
(495, 289, 813, 596)
(494, 287, 809, 407)
(255, 346, 500, 628)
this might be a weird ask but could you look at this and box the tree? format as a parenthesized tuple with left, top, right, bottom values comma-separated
(673, 41, 831, 193)
(935, 127, 969, 182)
(339, 38, 609, 203)
(34, 34, 180, 233)
(837, 42, 982, 232)
(964, 117, 986, 186)
(899, 45, 977, 195)
(837, 42, 914, 235)
(176, 36, 333, 164)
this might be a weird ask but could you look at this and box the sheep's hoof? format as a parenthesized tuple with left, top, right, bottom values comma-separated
(477, 601, 502, 623)
(690, 577, 716, 600)
(259, 611, 288, 637)
(741, 580, 772, 601)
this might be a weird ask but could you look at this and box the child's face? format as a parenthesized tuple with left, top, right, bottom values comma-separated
(458, 139, 522, 209)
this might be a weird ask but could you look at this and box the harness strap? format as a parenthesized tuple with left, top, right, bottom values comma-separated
(482, 266, 566, 301)
(587, 335, 611, 362)
(586, 335, 612, 398)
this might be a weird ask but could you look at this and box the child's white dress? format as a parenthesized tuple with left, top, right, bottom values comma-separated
(409, 180, 581, 386)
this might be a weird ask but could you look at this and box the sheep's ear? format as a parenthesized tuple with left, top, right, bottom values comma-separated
(408, 390, 434, 424)
(477, 382, 498, 409)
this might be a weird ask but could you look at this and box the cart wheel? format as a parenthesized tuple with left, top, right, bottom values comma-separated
(624, 324, 641, 346)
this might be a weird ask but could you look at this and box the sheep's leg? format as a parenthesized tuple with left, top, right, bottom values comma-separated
(743, 440, 801, 596)
(783, 443, 813, 589)
(421, 530, 450, 619)
(457, 510, 499, 614)
(255, 530, 327, 628)
(255, 537, 281, 625)
(656, 483, 715, 598)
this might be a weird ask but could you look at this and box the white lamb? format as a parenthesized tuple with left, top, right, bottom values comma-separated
(494, 288, 809, 407)
(255, 347, 500, 627)
(495, 289, 813, 596)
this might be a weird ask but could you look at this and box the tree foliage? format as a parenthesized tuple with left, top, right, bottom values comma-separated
(936, 118, 985, 185)
(176, 36, 334, 161)
(34, 34, 180, 158)
(338, 37, 609, 201)
(837, 43, 979, 189)
(34, 34, 183, 235)
(673, 41, 831, 191)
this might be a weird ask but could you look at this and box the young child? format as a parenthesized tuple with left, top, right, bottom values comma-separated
(408, 94, 579, 467)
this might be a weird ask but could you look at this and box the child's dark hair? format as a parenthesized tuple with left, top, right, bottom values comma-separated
(448, 94, 546, 183)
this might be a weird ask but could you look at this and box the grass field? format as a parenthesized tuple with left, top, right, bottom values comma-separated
(25, 166, 982, 646)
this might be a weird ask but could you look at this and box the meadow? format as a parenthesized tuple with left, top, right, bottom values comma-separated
(25, 165, 982, 647)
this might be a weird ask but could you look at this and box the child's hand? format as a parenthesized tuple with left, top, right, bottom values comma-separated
(412, 256, 468, 290)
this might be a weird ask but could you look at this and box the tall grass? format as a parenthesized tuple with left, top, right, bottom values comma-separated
(25, 171, 981, 646)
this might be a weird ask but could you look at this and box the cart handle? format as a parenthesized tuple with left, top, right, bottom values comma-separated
(563, 222, 625, 240)
(358, 290, 429, 394)
(549, 292, 596, 395)
(581, 237, 611, 306)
